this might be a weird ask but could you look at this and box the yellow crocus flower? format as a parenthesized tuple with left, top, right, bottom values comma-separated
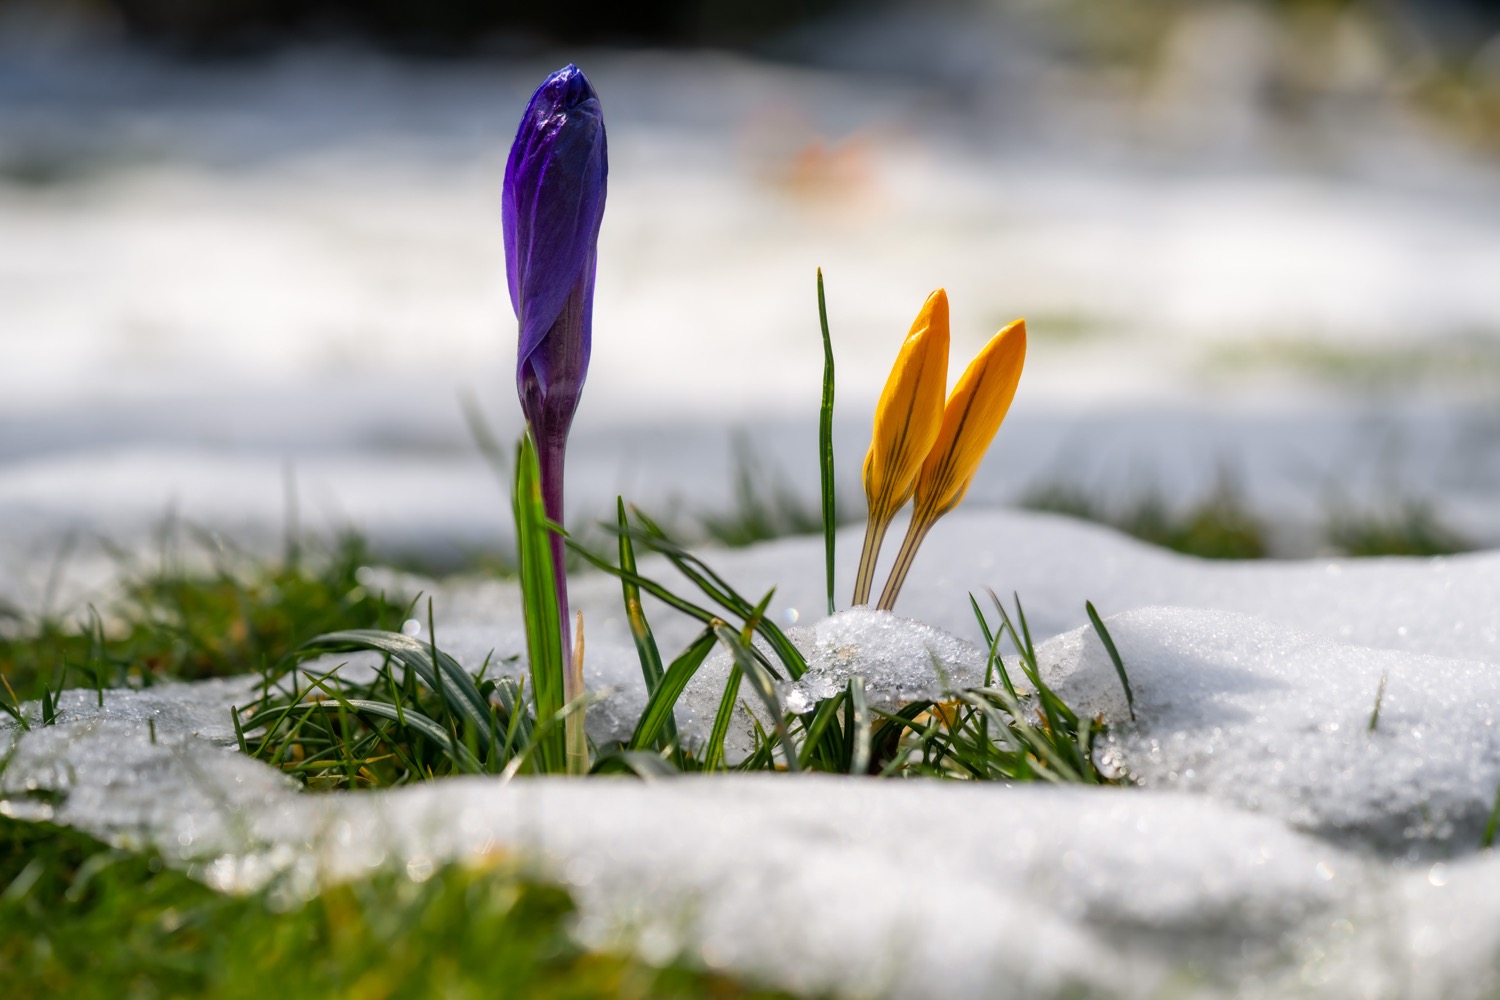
(852, 289, 950, 605)
(877, 318, 1026, 611)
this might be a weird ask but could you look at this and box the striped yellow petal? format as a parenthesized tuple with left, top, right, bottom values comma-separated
(914, 318, 1026, 522)
(875, 318, 1026, 611)
(862, 289, 950, 523)
(851, 289, 950, 604)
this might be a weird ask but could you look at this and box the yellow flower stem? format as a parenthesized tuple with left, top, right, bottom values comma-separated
(875, 506, 937, 611)
(852, 512, 893, 606)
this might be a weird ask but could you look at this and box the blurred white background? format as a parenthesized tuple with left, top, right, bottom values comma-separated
(3, 0, 1500, 588)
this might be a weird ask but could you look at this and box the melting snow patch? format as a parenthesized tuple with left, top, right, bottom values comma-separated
(8, 512, 1500, 997)
(1040, 606, 1500, 857)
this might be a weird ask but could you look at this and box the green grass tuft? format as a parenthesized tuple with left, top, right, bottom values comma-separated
(245, 507, 1119, 789)
(0, 815, 805, 1000)
(1325, 499, 1471, 558)
(0, 530, 409, 704)
(1023, 474, 1477, 560)
(1022, 477, 1267, 560)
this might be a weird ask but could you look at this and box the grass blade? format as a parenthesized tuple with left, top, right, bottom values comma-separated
(703, 664, 744, 773)
(714, 625, 799, 772)
(1085, 601, 1134, 722)
(797, 694, 846, 771)
(617, 499, 666, 692)
(306, 699, 484, 773)
(576, 521, 810, 679)
(848, 675, 871, 775)
(513, 432, 566, 773)
(591, 749, 679, 779)
(299, 630, 493, 746)
(817, 267, 837, 617)
(566, 539, 721, 628)
(629, 627, 717, 752)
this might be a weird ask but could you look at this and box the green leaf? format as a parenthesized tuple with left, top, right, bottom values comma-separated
(306, 699, 483, 772)
(629, 627, 717, 752)
(797, 693, 845, 771)
(299, 630, 494, 747)
(617, 499, 682, 761)
(567, 537, 720, 627)
(848, 675, 871, 776)
(591, 749, 679, 779)
(512, 433, 566, 773)
(1085, 601, 1135, 722)
(713, 625, 799, 772)
(817, 267, 837, 617)
(703, 662, 744, 773)
(620, 514, 810, 681)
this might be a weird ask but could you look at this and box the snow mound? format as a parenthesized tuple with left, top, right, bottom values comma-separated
(780, 607, 988, 712)
(7, 510, 1500, 997)
(1039, 606, 1500, 857)
(0, 686, 1492, 1000)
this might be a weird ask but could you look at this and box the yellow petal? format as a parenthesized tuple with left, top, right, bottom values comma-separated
(861, 289, 951, 525)
(913, 318, 1026, 521)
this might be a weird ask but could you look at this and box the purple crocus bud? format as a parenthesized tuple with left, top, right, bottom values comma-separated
(505, 64, 607, 446)
(504, 64, 607, 686)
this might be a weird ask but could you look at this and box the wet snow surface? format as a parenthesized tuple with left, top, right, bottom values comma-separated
(7, 512, 1500, 998)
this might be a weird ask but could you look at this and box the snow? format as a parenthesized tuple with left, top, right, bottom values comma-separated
(7, 508, 1500, 997)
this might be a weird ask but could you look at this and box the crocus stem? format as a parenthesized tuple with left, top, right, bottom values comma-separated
(851, 514, 891, 606)
(876, 510, 936, 612)
(536, 431, 588, 774)
(534, 430, 573, 672)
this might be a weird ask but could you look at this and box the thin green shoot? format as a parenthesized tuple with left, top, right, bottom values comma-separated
(847, 676, 871, 775)
(817, 266, 837, 616)
(512, 433, 569, 774)
(1086, 601, 1134, 721)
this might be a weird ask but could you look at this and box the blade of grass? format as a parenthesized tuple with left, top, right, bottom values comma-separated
(617, 499, 667, 695)
(714, 625, 799, 772)
(566, 539, 720, 628)
(817, 267, 837, 617)
(619, 511, 811, 680)
(304, 699, 484, 772)
(702, 663, 744, 773)
(0, 676, 28, 732)
(1085, 601, 1134, 722)
(299, 631, 493, 746)
(848, 675, 871, 775)
(796, 693, 846, 771)
(512, 432, 566, 774)
(628, 628, 717, 752)
(591, 749, 679, 779)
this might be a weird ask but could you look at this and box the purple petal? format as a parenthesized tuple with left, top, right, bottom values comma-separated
(503, 65, 608, 375)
